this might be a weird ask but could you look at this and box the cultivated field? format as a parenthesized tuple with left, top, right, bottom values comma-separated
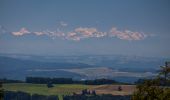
(2, 83, 136, 100)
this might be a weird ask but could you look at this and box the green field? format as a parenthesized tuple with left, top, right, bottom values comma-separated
(2, 83, 93, 100)
(2, 83, 135, 100)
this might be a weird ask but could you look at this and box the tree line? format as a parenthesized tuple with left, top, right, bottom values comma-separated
(0, 78, 24, 83)
(26, 77, 119, 85)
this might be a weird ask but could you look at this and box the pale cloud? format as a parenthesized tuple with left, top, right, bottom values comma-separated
(12, 28, 30, 36)
(10, 26, 148, 41)
(75, 27, 98, 37)
(110, 27, 147, 40)
(38, 30, 65, 38)
(68, 32, 77, 37)
(93, 32, 107, 38)
(52, 31, 65, 37)
(64, 27, 107, 41)
(66, 32, 80, 41)
(34, 32, 44, 36)
(60, 21, 68, 27)
(129, 31, 146, 40)
(71, 37, 81, 41)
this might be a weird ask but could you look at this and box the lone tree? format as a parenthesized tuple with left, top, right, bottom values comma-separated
(159, 61, 170, 86)
(47, 82, 54, 88)
(118, 86, 122, 91)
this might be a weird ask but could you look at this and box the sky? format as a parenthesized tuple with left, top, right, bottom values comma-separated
(0, 0, 170, 57)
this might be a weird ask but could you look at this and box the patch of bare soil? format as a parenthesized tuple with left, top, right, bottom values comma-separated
(89, 85, 136, 95)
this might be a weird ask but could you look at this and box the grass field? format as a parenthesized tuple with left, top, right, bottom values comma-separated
(2, 83, 136, 100)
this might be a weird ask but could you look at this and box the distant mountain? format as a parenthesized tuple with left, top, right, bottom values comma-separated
(0, 56, 93, 69)
(0, 56, 91, 80)
(0, 54, 169, 82)
(1, 53, 167, 72)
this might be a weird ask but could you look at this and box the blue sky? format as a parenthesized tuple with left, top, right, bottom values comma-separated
(0, 0, 170, 57)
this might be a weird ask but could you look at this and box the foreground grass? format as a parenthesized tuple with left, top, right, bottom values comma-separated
(3, 83, 92, 100)
(3, 83, 91, 95)
(2, 83, 135, 100)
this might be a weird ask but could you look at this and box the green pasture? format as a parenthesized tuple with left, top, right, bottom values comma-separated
(3, 83, 93, 100)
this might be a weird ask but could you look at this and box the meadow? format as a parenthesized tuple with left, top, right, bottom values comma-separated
(2, 83, 135, 100)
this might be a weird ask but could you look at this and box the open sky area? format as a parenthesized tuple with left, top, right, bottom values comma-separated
(0, 0, 170, 57)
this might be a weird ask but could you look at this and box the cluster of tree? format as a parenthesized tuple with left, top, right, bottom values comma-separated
(80, 89, 96, 95)
(26, 77, 119, 85)
(63, 89, 130, 100)
(132, 61, 170, 100)
(0, 78, 23, 83)
(47, 82, 54, 88)
(3, 91, 58, 100)
(63, 94, 131, 100)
